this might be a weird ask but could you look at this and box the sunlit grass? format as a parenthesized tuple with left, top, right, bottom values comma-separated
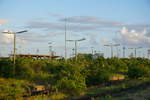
(27, 92, 67, 100)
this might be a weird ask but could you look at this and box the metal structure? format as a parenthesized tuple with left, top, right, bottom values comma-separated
(91, 47, 94, 55)
(104, 43, 120, 58)
(148, 49, 150, 59)
(72, 48, 75, 56)
(48, 42, 53, 59)
(116, 46, 120, 58)
(128, 47, 142, 58)
(3, 30, 27, 75)
(64, 18, 67, 59)
(123, 47, 126, 58)
(67, 38, 86, 61)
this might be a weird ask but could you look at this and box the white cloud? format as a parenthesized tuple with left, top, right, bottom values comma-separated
(60, 16, 122, 27)
(27, 16, 150, 34)
(26, 20, 100, 32)
(101, 38, 109, 44)
(115, 27, 150, 46)
(0, 19, 8, 24)
(1, 34, 14, 43)
(0, 32, 27, 44)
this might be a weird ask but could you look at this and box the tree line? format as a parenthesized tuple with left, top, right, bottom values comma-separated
(0, 54, 150, 99)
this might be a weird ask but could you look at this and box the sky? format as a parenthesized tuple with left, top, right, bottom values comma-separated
(0, 0, 150, 58)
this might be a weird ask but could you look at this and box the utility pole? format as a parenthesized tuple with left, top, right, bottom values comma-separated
(123, 47, 126, 58)
(67, 38, 86, 61)
(128, 47, 142, 58)
(36, 49, 39, 54)
(104, 43, 120, 58)
(64, 18, 67, 59)
(3, 30, 27, 76)
(72, 48, 75, 57)
(75, 41, 77, 59)
(48, 42, 53, 60)
(116, 46, 119, 58)
(91, 47, 94, 55)
(147, 49, 150, 59)
(14, 32, 16, 65)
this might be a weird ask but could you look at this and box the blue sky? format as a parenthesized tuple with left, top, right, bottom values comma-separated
(0, 0, 150, 58)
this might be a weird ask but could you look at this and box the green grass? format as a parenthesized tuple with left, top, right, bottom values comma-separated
(92, 96, 132, 100)
(86, 82, 128, 96)
(84, 79, 150, 100)
(86, 78, 150, 96)
(27, 92, 67, 100)
(0, 78, 31, 100)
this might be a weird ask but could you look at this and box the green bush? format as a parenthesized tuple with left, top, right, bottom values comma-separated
(85, 63, 111, 86)
(49, 62, 86, 96)
(127, 64, 150, 79)
(0, 78, 30, 100)
(0, 60, 13, 78)
(1, 55, 150, 98)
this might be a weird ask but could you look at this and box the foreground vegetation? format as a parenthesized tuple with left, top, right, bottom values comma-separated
(0, 54, 150, 100)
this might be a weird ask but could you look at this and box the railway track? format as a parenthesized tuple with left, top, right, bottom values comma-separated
(67, 81, 150, 100)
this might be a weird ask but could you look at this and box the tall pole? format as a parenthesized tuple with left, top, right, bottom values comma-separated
(114, 44, 120, 58)
(148, 49, 150, 59)
(49, 46, 52, 59)
(128, 47, 142, 58)
(3, 30, 27, 76)
(123, 47, 125, 58)
(104, 43, 120, 58)
(116, 46, 120, 58)
(48, 42, 53, 60)
(135, 48, 137, 58)
(75, 41, 77, 61)
(91, 47, 94, 55)
(65, 18, 67, 59)
(111, 45, 113, 57)
(67, 38, 86, 61)
(72, 48, 75, 56)
(13, 32, 16, 75)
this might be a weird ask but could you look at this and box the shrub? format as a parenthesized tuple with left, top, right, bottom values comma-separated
(127, 64, 150, 79)
(0, 60, 13, 78)
(50, 63, 86, 96)
(85, 64, 111, 86)
(0, 78, 30, 99)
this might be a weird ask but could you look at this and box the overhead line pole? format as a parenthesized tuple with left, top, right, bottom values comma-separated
(48, 42, 53, 60)
(123, 47, 126, 58)
(13, 32, 16, 66)
(67, 38, 86, 61)
(65, 18, 67, 60)
(128, 47, 142, 58)
(104, 43, 120, 58)
(91, 47, 94, 55)
(75, 41, 77, 60)
(3, 30, 27, 76)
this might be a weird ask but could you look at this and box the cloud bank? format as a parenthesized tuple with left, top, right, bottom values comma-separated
(114, 27, 150, 46)
(27, 16, 150, 33)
